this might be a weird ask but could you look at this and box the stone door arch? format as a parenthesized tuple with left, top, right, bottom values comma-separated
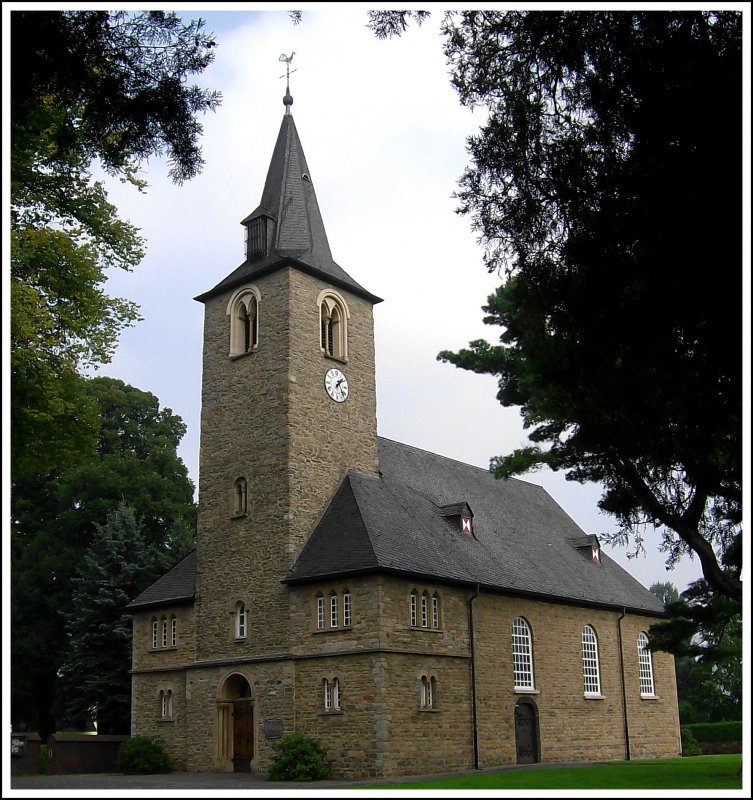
(514, 697, 540, 764)
(216, 672, 254, 772)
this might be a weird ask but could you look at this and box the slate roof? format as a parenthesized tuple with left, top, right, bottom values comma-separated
(127, 550, 197, 611)
(284, 438, 666, 616)
(128, 439, 665, 616)
(195, 112, 381, 306)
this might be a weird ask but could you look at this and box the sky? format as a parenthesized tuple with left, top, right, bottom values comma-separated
(7, 4, 749, 598)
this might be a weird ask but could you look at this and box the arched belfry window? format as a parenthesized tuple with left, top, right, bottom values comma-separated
(227, 286, 261, 357)
(318, 291, 349, 360)
(245, 216, 269, 261)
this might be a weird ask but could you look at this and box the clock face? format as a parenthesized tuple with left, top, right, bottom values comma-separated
(324, 368, 348, 403)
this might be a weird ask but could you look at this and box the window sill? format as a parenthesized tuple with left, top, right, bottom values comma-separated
(230, 512, 248, 520)
(149, 646, 179, 653)
(234, 637, 248, 643)
(322, 352, 348, 365)
(318, 710, 343, 717)
(640, 694, 659, 701)
(157, 718, 176, 724)
(229, 348, 256, 361)
(513, 688, 540, 695)
(313, 626, 353, 634)
(409, 626, 443, 633)
(418, 708, 440, 713)
(584, 694, 605, 700)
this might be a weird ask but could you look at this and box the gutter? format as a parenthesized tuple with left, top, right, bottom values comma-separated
(617, 607, 631, 761)
(468, 583, 481, 770)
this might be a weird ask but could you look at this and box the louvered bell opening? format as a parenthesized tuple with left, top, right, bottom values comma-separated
(246, 217, 268, 261)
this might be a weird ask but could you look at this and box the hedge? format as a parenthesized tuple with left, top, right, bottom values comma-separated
(681, 721, 742, 743)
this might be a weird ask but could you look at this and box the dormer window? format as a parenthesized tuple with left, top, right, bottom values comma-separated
(568, 535, 602, 565)
(245, 216, 269, 260)
(438, 502, 475, 537)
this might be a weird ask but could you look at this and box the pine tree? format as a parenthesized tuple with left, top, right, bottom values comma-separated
(58, 504, 168, 734)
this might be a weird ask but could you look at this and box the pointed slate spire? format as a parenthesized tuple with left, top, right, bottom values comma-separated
(196, 104, 381, 305)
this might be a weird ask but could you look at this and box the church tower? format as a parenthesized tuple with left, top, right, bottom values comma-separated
(192, 91, 381, 662)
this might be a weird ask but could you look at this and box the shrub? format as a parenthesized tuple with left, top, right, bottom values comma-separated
(268, 732, 332, 782)
(682, 721, 742, 743)
(681, 728, 702, 757)
(116, 735, 170, 774)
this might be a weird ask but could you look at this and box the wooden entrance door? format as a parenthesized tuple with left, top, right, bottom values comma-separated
(514, 700, 539, 764)
(232, 701, 254, 772)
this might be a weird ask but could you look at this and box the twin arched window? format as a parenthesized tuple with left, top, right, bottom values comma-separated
(319, 292, 348, 360)
(227, 287, 260, 357)
(420, 675, 437, 709)
(323, 677, 341, 711)
(159, 689, 173, 719)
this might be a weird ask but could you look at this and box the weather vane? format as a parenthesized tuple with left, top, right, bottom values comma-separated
(279, 52, 296, 113)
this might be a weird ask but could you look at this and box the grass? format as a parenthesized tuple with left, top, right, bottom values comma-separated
(366, 755, 743, 790)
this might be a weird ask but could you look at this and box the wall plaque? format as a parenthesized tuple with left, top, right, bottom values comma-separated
(264, 719, 283, 739)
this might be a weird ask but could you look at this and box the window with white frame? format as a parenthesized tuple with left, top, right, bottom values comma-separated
(161, 616, 168, 648)
(333, 678, 341, 711)
(171, 615, 178, 648)
(512, 617, 535, 690)
(410, 591, 417, 627)
(330, 593, 339, 628)
(316, 593, 325, 630)
(343, 590, 352, 627)
(421, 592, 429, 628)
(581, 625, 601, 696)
(151, 618, 158, 649)
(323, 678, 331, 711)
(637, 632, 655, 696)
(323, 678, 342, 711)
(432, 593, 440, 629)
(235, 602, 247, 639)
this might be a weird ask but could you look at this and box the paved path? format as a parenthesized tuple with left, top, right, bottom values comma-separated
(10, 762, 592, 792)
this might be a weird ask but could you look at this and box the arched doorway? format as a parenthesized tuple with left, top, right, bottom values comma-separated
(514, 697, 540, 764)
(218, 673, 254, 773)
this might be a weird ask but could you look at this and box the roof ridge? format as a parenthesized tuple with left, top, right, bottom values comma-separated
(377, 436, 538, 488)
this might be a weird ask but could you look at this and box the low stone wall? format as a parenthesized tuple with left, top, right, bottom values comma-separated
(46, 734, 129, 774)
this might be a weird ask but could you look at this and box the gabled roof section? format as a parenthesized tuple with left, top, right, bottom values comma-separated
(127, 550, 196, 611)
(285, 438, 666, 616)
(195, 112, 381, 305)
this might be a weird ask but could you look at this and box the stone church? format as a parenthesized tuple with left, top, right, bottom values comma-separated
(128, 92, 681, 777)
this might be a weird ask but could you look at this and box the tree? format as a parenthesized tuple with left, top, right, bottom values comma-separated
(11, 377, 196, 738)
(649, 582, 680, 608)
(57, 504, 170, 734)
(10, 10, 220, 479)
(373, 11, 743, 602)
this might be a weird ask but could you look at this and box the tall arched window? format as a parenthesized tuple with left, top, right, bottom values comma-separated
(235, 602, 247, 639)
(151, 618, 158, 649)
(330, 593, 339, 628)
(637, 632, 655, 696)
(432, 593, 440, 629)
(421, 592, 429, 628)
(342, 590, 352, 627)
(160, 689, 173, 719)
(171, 615, 178, 648)
(410, 590, 418, 627)
(581, 625, 601, 696)
(323, 678, 331, 711)
(512, 617, 535, 690)
(316, 593, 325, 630)
(319, 292, 349, 360)
(333, 678, 341, 711)
(227, 286, 261, 356)
(420, 675, 436, 709)
(161, 616, 168, 648)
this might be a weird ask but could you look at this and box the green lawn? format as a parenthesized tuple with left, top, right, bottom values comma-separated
(366, 755, 743, 790)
